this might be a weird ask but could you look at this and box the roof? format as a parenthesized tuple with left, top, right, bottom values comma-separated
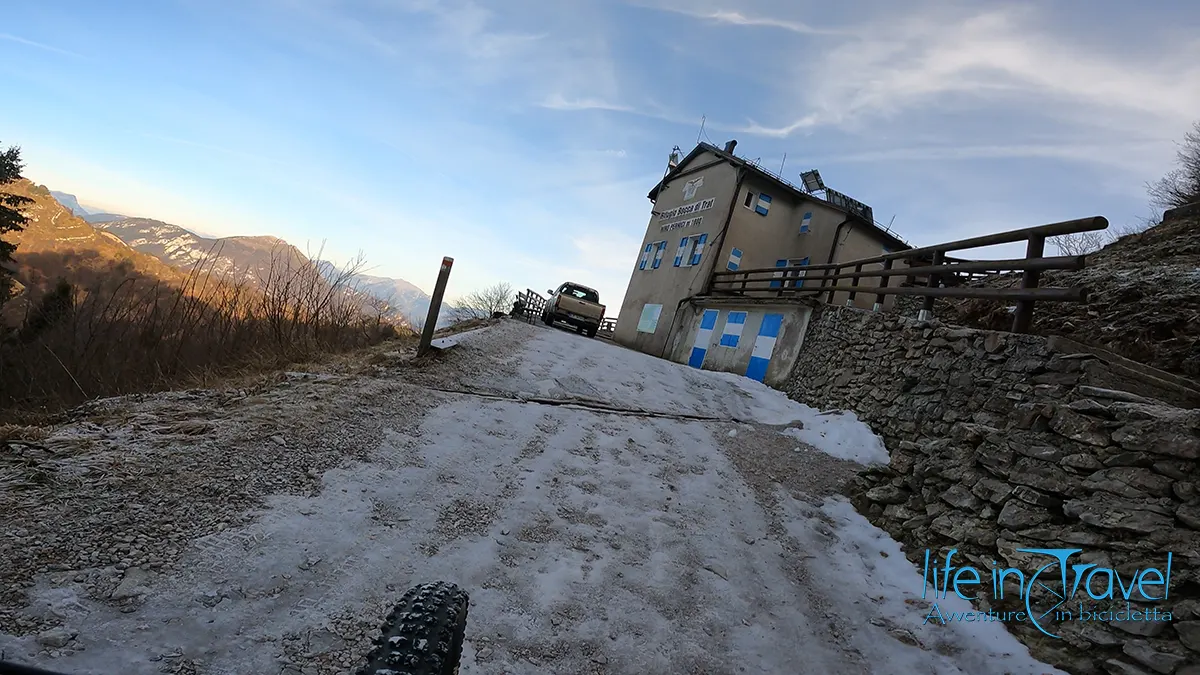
(648, 142, 910, 251)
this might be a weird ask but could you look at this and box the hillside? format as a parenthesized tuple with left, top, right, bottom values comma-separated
(939, 206, 1200, 380)
(5, 180, 188, 289)
(96, 217, 310, 285)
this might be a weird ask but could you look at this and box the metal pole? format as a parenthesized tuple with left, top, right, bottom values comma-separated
(417, 256, 454, 356)
(1012, 234, 1045, 333)
(918, 250, 944, 322)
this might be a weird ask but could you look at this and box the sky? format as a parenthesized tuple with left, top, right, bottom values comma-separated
(2, 0, 1198, 309)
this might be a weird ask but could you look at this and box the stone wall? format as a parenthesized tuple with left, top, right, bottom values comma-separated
(781, 304, 1200, 675)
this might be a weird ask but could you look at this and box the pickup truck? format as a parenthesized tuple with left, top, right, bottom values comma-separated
(543, 282, 605, 337)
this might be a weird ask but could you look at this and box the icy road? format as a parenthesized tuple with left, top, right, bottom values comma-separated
(0, 320, 1060, 675)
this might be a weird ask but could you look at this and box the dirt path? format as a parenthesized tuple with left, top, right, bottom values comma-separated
(0, 321, 1059, 675)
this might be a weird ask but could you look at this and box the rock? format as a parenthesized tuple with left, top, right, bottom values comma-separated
(971, 478, 1013, 504)
(1110, 615, 1169, 637)
(1050, 408, 1112, 447)
(1111, 420, 1200, 459)
(1178, 505, 1200, 530)
(1012, 486, 1061, 508)
(1061, 454, 1105, 471)
(940, 484, 981, 510)
(110, 567, 153, 601)
(865, 485, 909, 505)
(1084, 468, 1174, 499)
(1008, 458, 1074, 495)
(1176, 620, 1200, 652)
(1103, 659, 1157, 675)
(998, 500, 1048, 529)
(1069, 399, 1114, 418)
(270, 435, 286, 447)
(37, 627, 76, 648)
(1122, 640, 1187, 674)
(1063, 497, 1174, 534)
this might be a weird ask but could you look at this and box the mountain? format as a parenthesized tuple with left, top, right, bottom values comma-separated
(48, 190, 125, 223)
(95, 218, 434, 326)
(7, 181, 187, 283)
(95, 217, 310, 285)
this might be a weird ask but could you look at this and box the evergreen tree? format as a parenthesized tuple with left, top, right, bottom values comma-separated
(0, 144, 31, 303)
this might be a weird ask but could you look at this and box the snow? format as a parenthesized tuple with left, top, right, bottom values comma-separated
(0, 321, 1059, 674)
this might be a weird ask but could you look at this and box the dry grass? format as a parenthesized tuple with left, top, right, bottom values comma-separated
(0, 242, 415, 418)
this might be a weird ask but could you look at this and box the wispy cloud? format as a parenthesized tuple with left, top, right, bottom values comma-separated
(0, 33, 84, 59)
(641, 7, 842, 35)
(539, 94, 634, 113)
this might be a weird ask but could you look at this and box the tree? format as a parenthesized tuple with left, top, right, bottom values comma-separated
(0, 144, 31, 304)
(1049, 230, 1108, 256)
(454, 282, 514, 320)
(1147, 120, 1200, 211)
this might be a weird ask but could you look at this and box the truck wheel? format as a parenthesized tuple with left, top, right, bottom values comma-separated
(542, 312, 552, 326)
(357, 581, 469, 675)
(586, 326, 598, 338)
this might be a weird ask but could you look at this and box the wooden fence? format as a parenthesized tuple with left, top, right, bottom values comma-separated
(511, 289, 547, 325)
(708, 216, 1108, 334)
(598, 317, 617, 339)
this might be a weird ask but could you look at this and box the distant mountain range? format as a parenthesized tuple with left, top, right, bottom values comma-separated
(40, 191, 440, 326)
(49, 190, 126, 223)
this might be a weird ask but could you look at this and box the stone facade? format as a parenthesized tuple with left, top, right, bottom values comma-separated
(781, 304, 1200, 675)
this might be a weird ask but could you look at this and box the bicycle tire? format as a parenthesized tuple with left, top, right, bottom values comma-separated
(356, 581, 469, 675)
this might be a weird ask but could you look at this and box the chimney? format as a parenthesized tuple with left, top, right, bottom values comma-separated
(723, 139, 738, 154)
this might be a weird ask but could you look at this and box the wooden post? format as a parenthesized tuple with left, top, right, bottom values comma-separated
(874, 258, 893, 311)
(417, 256, 454, 356)
(846, 262, 863, 306)
(919, 251, 944, 321)
(1012, 234, 1045, 333)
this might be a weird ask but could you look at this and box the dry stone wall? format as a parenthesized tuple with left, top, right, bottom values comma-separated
(781, 304, 1200, 675)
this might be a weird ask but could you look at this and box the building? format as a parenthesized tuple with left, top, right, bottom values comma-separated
(613, 140, 911, 385)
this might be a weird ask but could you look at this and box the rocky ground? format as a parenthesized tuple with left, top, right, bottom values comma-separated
(1, 320, 1060, 675)
(935, 210, 1200, 380)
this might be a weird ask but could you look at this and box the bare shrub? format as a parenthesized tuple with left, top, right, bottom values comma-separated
(0, 244, 400, 414)
(1049, 231, 1108, 256)
(1148, 120, 1200, 211)
(453, 282, 514, 321)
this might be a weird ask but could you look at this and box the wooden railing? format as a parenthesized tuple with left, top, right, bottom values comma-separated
(598, 317, 617, 339)
(708, 216, 1108, 334)
(511, 289, 547, 325)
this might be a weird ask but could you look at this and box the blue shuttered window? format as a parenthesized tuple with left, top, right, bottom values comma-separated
(638, 243, 652, 270)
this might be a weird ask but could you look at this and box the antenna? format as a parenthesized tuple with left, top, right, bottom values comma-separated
(779, 152, 787, 175)
(697, 116, 706, 145)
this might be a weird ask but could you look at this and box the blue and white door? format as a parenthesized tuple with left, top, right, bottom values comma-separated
(745, 313, 783, 382)
(688, 309, 719, 368)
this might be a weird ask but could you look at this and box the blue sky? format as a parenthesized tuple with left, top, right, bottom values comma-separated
(2, 0, 1198, 309)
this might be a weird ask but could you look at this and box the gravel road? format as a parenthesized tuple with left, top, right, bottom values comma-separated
(0, 320, 1058, 675)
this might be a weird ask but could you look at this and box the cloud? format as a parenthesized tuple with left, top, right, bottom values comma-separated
(637, 6, 841, 35)
(539, 94, 634, 113)
(0, 33, 84, 59)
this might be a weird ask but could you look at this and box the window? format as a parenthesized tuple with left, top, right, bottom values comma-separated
(638, 243, 653, 270)
(754, 193, 772, 216)
(673, 233, 709, 267)
(799, 211, 813, 234)
(770, 257, 809, 288)
(559, 283, 600, 303)
(743, 190, 755, 209)
(651, 241, 667, 269)
(719, 311, 747, 347)
(726, 247, 743, 271)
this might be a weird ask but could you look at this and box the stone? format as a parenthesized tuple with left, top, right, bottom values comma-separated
(37, 627, 76, 648)
(110, 567, 153, 601)
(1110, 616, 1170, 637)
(1084, 468, 1175, 499)
(1009, 458, 1074, 495)
(997, 500, 1049, 529)
(1014, 443, 1066, 462)
(866, 485, 909, 505)
(1069, 399, 1115, 418)
(1122, 640, 1188, 674)
(971, 478, 1014, 504)
(1012, 486, 1061, 508)
(1077, 386, 1163, 405)
(1102, 659, 1157, 675)
(1104, 452, 1155, 468)
(1179, 505, 1200, 530)
(940, 484, 982, 510)
(1176, 621, 1200, 652)
(1112, 421, 1200, 459)
(1062, 453, 1105, 471)
(1175, 482, 1198, 502)
(1063, 497, 1175, 534)
(1050, 408, 1113, 447)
